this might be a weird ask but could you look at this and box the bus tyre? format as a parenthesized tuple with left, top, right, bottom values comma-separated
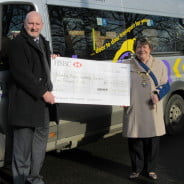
(165, 94, 184, 135)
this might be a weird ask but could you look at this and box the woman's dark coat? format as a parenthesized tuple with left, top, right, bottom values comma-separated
(8, 28, 51, 127)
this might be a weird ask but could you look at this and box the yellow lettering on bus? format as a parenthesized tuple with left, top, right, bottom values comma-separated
(91, 19, 150, 56)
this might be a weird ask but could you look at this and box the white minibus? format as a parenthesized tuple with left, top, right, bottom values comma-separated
(0, 0, 184, 167)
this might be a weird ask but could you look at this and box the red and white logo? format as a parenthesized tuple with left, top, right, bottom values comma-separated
(73, 61, 82, 68)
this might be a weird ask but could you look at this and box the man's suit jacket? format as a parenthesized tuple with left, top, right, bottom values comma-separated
(8, 28, 52, 127)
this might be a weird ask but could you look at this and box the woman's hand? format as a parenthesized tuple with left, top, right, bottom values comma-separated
(151, 94, 159, 104)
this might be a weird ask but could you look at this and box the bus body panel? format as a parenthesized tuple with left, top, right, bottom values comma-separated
(47, 0, 122, 11)
(0, 0, 184, 167)
(123, 0, 184, 18)
(46, 0, 184, 18)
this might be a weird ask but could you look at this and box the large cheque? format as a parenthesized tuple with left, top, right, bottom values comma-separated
(51, 57, 130, 106)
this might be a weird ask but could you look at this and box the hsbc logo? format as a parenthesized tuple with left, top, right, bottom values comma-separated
(73, 62, 82, 68)
(54, 59, 83, 68)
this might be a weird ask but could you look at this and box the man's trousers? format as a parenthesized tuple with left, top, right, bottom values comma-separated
(12, 108, 49, 184)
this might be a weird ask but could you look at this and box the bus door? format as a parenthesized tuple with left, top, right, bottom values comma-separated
(0, 2, 34, 166)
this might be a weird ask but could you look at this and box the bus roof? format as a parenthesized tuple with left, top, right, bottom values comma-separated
(122, 0, 184, 18)
(47, 0, 184, 18)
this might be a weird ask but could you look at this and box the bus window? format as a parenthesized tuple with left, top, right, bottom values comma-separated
(0, 4, 34, 71)
(48, 5, 127, 60)
(48, 5, 184, 62)
(123, 13, 184, 54)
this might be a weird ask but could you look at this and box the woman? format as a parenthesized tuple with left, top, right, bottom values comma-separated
(123, 36, 170, 180)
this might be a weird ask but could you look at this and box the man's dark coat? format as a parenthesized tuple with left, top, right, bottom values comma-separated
(8, 28, 51, 127)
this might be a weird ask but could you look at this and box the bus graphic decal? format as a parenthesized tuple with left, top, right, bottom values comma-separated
(173, 58, 183, 78)
(113, 38, 135, 63)
(162, 60, 172, 83)
(91, 19, 151, 56)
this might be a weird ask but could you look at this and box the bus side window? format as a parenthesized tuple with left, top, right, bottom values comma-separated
(0, 4, 35, 71)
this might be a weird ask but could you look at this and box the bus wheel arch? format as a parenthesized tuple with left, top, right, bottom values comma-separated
(164, 94, 184, 135)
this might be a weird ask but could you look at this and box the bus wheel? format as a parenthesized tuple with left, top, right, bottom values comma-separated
(165, 94, 184, 135)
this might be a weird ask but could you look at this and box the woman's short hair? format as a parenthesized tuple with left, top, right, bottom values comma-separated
(133, 36, 153, 51)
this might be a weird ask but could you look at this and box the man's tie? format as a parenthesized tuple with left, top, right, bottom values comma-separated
(34, 38, 40, 48)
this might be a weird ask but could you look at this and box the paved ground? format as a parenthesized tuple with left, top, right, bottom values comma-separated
(42, 132, 184, 184)
(0, 131, 184, 184)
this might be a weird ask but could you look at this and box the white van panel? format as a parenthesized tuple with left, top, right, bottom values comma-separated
(123, 0, 184, 18)
(46, 0, 123, 11)
(46, 0, 184, 18)
(1, 0, 184, 18)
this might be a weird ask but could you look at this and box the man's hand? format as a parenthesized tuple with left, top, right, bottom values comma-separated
(151, 94, 159, 104)
(43, 91, 55, 104)
(51, 54, 60, 59)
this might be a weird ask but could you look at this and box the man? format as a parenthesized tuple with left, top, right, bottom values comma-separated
(8, 11, 55, 184)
